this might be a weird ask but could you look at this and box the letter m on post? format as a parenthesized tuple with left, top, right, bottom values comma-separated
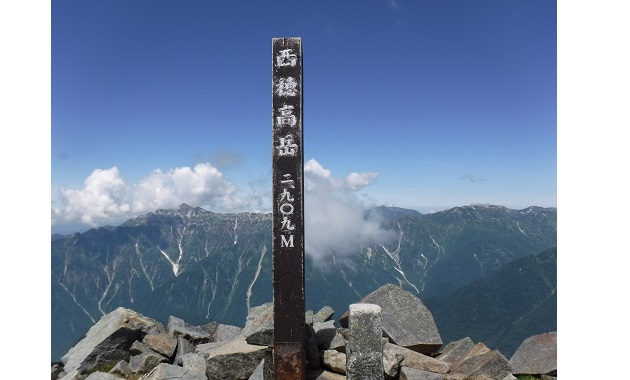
(280, 234, 294, 248)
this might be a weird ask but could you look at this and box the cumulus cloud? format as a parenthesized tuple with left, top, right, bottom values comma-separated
(305, 159, 379, 193)
(304, 159, 396, 268)
(52, 163, 249, 227)
(52, 159, 397, 268)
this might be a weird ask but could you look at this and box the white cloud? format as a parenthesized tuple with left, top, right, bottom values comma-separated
(52, 159, 396, 268)
(346, 171, 379, 190)
(304, 159, 396, 267)
(52, 167, 131, 226)
(304, 158, 378, 192)
(52, 163, 249, 227)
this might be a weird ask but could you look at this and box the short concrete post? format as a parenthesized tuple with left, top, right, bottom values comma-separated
(346, 303, 384, 380)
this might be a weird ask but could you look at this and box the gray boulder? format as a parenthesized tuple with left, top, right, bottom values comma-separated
(247, 358, 273, 380)
(341, 284, 442, 355)
(242, 302, 274, 346)
(314, 320, 337, 348)
(509, 331, 557, 376)
(204, 336, 273, 380)
(60, 307, 165, 377)
(84, 373, 123, 380)
(320, 349, 347, 375)
(200, 321, 243, 342)
(384, 343, 450, 374)
(108, 360, 131, 378)
(143, 333, 178, 358)
(196, 342, 229, 355)
(306, 369, 347, 379)
(313, 306, 335, 323)
(305, 310, 314, 325)
(214, 323, 244, 342)
(180, 353, 208, 375)
(400, 367, 445, 380)
(141, 363, 207, 380)
(383, 349, 404, 380)
(326, 332, 347, 353)
(174, 336, 196, 365)
(448, 349, 511, 380)
(128, 343, 168, 374)
(448, 342, 491, 370)
(167, 316, 211, 345)
(435, 337, 475, 364)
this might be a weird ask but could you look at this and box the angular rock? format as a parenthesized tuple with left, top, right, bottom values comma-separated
(400, 366, 445, 380)
(196, 342, 229, 355)
(143, 333, 178, 358)
(59, 369, 81, 380)
(174, 336, 196, 365)
(84, 373, 124, 380)
(383, 349, 404, 380)
(199, 321, 243, 342)
(305, 310, 314, 326)
(346, 303, 384, 380)
(314, 320, 337, 348)
(306, 369, 347, 380)
(108, 360, 131, 378)
(204, 336, 273, 380)
(242, 302, 274, 346)
(214, 323, 244, 342)
(129, 340, 152, 355)
(327, 332, 347, 353)
(180, 353, 207, 374)
(436, 337, 475, 364)
(313, 306, 335, 323)
(142, 363, 207, 380)
(247, 358, 273, 380)
(509, 331, 557, 376)
(449, 342, 491, 371)
(341, 284, 442, 355)
(200, 321, 220, 336)
(167, 316, 211, 345)
(320, 349, 346, 375)
(448, 349, 511, 380)
(384, 343, 450, 374)
(128, 349, 168, 374)
(60, 307, 165, 377)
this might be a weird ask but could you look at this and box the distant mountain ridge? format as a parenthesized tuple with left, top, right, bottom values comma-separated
(51, 204, 556, 361)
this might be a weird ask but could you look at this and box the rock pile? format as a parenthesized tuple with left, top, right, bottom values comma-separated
(52, 284, 556, 380)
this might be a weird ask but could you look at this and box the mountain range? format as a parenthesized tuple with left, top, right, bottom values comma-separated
(51, 203, 556, 361)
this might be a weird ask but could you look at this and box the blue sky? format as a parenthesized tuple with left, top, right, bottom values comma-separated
(50, 0, 557, 233)
(48, 0, 559, 235)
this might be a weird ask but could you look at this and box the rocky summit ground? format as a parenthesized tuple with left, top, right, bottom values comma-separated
(52, 283, 557, 380)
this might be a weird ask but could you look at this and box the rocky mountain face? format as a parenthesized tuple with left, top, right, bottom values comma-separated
(52, 204, 556, 362)
(426, 247, 557, 357)
(52, 284, 557, 380)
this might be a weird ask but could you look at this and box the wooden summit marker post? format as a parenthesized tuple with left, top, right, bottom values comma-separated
(272, 37, 305, 379)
